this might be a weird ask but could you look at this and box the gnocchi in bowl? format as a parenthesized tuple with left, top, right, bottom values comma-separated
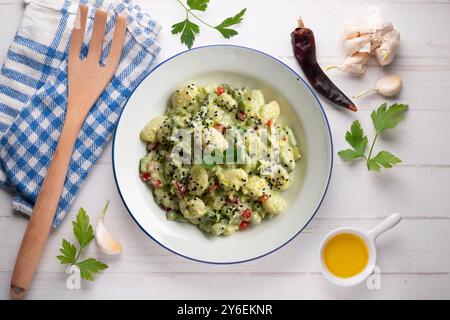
(139, 84, 301, 236)
(113, 45, 332, 263)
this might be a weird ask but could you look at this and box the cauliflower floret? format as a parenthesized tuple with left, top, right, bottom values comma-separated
(259, 160, 292, 191)
(243, 90, 265, 114)
(216, 168, 248, 191)
(222, 224, 239, 236)
(203, 127, 229, 151)
(188, 165, 209, 195)
(179, 197, 207, 219)
(216, 92, 238, 112)
(258, 101, 280, 124)
(250, 212, 262, 224)
(154, 188, 179, 210)
(209, 105, 233, 127)
(262, 194, 286, 216)
(211, 221, 227, 236)
(280, 145, 296, 171)
(140, 116, 167, 143)
(156, 117, 173, 144)
(205, 196, 226, 211)
(242, 175, 269, 199)
(272, 166, 293, 191)
(172, 84, 199, 109)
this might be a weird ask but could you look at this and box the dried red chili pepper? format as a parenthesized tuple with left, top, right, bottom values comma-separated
(291, 18, 357, 112)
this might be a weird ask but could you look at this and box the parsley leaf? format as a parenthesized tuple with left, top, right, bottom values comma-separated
(345, 120, 368, 154)
(338, 149, 365, 161)
(337, 120, 367, 160)
(171, 19, 200, 49)
(57, 205, 108, 281)
(57, 239, 77, 264)
(173, 1, 246, 49)
(75, 258, 108, 282)
(371, 103, 408, 134)
(214, 9, 247, 39)
(72, 207, 94, 249)
(187, 0, 209, 11)
(367, 151, 402, 172)
(338, 103, 407, 172)
(171, 20, 186, 34)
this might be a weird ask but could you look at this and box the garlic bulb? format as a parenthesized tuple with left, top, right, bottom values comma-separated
(333, 6, 400, 74)
(95, 201, 122, 255)
(354, 75, 403, 98)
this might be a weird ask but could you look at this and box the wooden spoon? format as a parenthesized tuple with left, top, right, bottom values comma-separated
(10, 5, 126, 299)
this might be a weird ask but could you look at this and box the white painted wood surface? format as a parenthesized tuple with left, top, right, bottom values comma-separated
(1, 0, 450, 299)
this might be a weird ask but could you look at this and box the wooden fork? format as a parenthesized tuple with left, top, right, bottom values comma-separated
(10, 5, 126, 299)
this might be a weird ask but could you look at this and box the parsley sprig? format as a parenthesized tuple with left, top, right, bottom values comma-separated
(338, 103, 408, 171)
(172, 0, 246, 49)
(57, 208, 107, 281)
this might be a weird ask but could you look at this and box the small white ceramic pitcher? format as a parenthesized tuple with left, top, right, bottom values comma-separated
(319, 213, 402, 287)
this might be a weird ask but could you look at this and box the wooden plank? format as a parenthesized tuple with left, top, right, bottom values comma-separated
(0, 272, 448, 299)
(1, 217, 449, 274)
(140, 0, 450, 58)
(100, 109, 450, 167)
(2, 159, 449, 224)
(77, 163, 450, 219)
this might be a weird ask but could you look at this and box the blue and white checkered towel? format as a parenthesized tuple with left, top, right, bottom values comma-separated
(0, 0, 160, 227)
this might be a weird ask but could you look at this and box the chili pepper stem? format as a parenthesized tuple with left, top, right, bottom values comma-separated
(297, 18, 304, 28)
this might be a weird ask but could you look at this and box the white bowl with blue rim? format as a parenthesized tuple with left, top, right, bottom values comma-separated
(113, 45, 332, 264)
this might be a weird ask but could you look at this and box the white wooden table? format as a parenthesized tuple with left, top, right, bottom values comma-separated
(1, 0, 450, 300)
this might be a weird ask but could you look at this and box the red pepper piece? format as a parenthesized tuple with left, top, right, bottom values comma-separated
(175, 181, 187, 195)
(140, 172, 151, 182)
(241, 209, 252, 221)
(214, 123, 225, 133)
(239, 221, 249, 230)
(237, 111, 247, 121)
(216, 86, 225, 96)
(208, 182, 219, 193)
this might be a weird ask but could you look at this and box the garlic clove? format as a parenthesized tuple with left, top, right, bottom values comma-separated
(342, 63, 366, 75)
(354, 75, 402, 98)
(344, 35, 372, 55)
(326, 52, 369, 75)
(375, 29, 400, 66)
(375, 75, 402, 97)
(95, 201, 122, 255)
(348, 52, 370, 65)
